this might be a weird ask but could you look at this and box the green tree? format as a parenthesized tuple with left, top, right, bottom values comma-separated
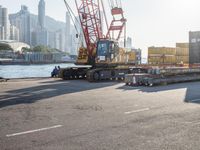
(33, 45, 49, 53)
(21, 47, 32, 53)
(0, 44, 13, 51)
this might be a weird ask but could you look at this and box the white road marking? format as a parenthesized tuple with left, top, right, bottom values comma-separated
(179, 121, 200, 126)
(191, 99, 200, 102)
(124, 108, 150, 115)
(6, 125, 63, 137)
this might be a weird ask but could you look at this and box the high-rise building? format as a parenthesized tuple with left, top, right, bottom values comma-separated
(60, 29, 65, 51)
(55, 29, 62, 51)
(34, 0, 48, 47)
(0, 6, 9, 40)
(38, 0, 45, 28)
(126, 37, 132, 48)
(55, 29, 65, 51)
(36, 27, 48, 46)
(0, 28, 3, 40)
(10, 25, 19, 41)
(189, 31, 200, 64)
(31, 30, 37, 47)
(48, 31, 55, 48)
(65, 11, 71, 53)
(9, 5, 31, 44)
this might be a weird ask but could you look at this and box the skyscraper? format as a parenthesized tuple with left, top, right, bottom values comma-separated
(35, 0, 48, 46)
(55, 29, 64, 51)
(9, 5, 31, 44)
(0, 6, 9, 40)
(10, 25, 19, 41)
(57, 29, 65, 51)
(126, 37, 132, 48)
(36, 28, 48, 46)
(38, 0, 45, 28)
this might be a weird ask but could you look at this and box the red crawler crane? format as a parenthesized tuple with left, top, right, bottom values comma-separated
(61, 0, 138, 82)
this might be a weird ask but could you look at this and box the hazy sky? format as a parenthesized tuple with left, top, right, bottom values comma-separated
(1, 0, 200, 58)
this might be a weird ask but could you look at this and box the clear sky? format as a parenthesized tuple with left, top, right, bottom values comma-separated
(1, 0, 200, 58)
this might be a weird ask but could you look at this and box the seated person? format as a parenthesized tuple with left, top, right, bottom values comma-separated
(51, 66, 58, 77)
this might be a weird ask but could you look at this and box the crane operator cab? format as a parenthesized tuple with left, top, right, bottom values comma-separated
(96, 39, 120, 67)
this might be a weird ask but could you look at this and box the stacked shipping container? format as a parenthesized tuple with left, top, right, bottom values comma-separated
(114, 48, 141, 64)
(176, 43, 189, 64)
(189, 31, 200, 64)
(148, 43, 189, 65)
(148, 47, 176, 65)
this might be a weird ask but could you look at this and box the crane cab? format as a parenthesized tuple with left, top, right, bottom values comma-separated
(96, 39, 120, 66)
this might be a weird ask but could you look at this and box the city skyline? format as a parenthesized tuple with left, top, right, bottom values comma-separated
(1, 0, 200, 58)
(1, 0, 78, 55)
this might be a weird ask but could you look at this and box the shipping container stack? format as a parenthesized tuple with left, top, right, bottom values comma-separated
(176, 43, 189, 64)
(148, 47, 176, 65)
(189, 31, 200, 64)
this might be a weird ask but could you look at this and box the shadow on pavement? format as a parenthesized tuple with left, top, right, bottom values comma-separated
(0, 80, 117, 109)
(117, 81, 200, 104)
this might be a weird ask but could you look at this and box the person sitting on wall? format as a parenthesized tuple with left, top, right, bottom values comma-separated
(58, 66, 61, 71)
(51, 66, 58, 77)
(57, 66, 61, 76)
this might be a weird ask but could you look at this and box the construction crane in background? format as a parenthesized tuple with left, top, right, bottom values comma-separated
(60, 0, 140, 81)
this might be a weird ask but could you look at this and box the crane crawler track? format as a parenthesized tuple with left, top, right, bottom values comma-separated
(86, 67, 148, 82)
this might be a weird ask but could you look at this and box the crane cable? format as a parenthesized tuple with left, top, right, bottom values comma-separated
(63, 0, 84, 53)
(119, 0, 122, 8)
(110, 0, 114, 8)
(63, 0, 80, 35)
(108, 0, 112, 9)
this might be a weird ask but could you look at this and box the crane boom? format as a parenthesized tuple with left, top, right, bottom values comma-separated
(75, 0, 103, 65)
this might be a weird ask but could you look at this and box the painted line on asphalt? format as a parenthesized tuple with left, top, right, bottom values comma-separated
(6, 125, 63, 137)
(181, 121, 200, 126)
(190, 99, 200, 102)
(124, 108, 150, 115)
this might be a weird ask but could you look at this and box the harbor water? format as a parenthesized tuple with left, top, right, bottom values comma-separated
(0, 63, 77, 79)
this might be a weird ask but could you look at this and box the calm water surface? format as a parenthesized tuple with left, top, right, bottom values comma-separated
(0, 63, 77, 78)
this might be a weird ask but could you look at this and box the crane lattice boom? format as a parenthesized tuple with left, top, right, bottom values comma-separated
(75, 0, 103, 59)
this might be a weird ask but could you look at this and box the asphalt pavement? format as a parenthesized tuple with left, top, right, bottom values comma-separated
(0, 78, 200, 150)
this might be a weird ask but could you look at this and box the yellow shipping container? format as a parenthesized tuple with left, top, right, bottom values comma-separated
(176, 56, 189, 64)
(176, 47, 189, 56)
(176, 43, 189, 48)
(127, 51, 136, 62)
(116, 48, 137, 63)
(148, 55, 176, 65)
(148, 47, 176, 55)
